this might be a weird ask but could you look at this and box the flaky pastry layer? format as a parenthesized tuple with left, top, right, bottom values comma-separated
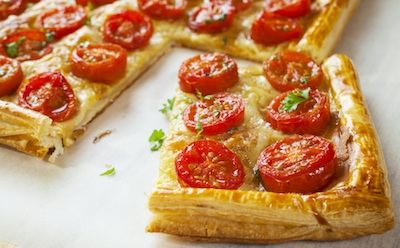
(146, 55, 395, 243)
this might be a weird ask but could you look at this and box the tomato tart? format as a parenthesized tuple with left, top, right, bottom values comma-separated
(146, 52, 395, 243)
(0, 0, 394, 245)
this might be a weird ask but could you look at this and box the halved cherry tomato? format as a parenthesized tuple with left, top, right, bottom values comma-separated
(183, 92, 245, 135)
(0, 0, 25, 20)
(175, 140, 245, 189)
(178, 53, 239, 95)
(188, 1, 235, 33)
(0, 56, 23, 96)
(36, 5, 88, 39)
(1, 29, 53, 62)
(75, 0, 116, 6)
(257, 134, 337, 194)
(263, 50, 323, 92)
(264, 0, 311, 18)
(251, 11, 303, 46)
(103, 10, 154, 50)
(70, 43, 127, 83)
(138, 0, 187, 20)
(266, 88, 330, 135)
(18, 72, 77, 122)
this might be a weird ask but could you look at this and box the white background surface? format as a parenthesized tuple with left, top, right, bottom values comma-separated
(0, 0, 399, 247)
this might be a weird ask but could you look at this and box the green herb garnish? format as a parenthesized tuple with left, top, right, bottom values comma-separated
(281, 88, 310, 112)
(45, 32, 55, 42)
(159, 97, 175, 114)
(100, 166, 115, 176)
(5, 42, 18, 57)
(149, 129, 165, 151)
(195, 117, 203, 139)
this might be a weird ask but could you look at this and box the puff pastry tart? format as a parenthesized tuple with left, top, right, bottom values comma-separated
(0, 0, 359, 161)
(146, 53, 395, 243)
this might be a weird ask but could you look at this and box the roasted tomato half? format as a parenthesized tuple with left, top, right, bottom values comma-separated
(36, 5, 88, 39)
(263, 50, 323, 92)
(266, 88, 331, 135)
(257, 134, 337, 194)
(176, 139, 245, 189)
(1, 29, 53, 62)
(183, 92, 245, 135)
(70, 43, 127, 83)
(103, 10, 154, 50)
(178, 53, 239, 95)
(0, 55, 23, 96)
(18, 72, 78, 122)
(251, 11, 303, 46)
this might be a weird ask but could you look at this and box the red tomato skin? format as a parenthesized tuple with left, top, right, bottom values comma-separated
(266, 89, 331, 135)
(257, 135, 337, 194)
(188, 1, 235, 33)
(36, 5, 88, 39)
(138, 0, 187, 20)
(70, 43, 127, 83)
(264, 0, 311, 18)
(175, 140, 245, 189)
(263, 50, 323, 92)
(18, 72, 77, 122)
(0, 0, 25, 20)
(0, 29, 53, 62)
(0, 56, 23, 96)
(251, 11, 303, 46)
(183, 92, 245, 135)
(103, 10, 154, 50)
(178, 53, 239, 95)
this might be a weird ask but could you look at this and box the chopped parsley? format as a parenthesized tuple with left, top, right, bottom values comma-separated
(159, 97, 175, 114)
(45, 32, 55, 42)
(195, 118, 203, 139)
(149, 129, 165, 151)
(196, 89, 213, 100)
(100, 166, 115, 176)
(280, 88, 310, 112)
(222, 36, 229, 45)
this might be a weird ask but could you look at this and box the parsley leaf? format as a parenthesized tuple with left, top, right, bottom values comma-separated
(149, 129, 165, 151)
(45, 32, 55, 42)
(281, 88, 310, 112)
(195, 118, 203, 139)
(196, 89, 213, 100)
(5, 42, 18, 57)
(100, 166, 115, 176)
(159, 97, 175, 114)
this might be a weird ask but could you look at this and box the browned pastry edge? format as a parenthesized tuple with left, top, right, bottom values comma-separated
(146, 54, 395, 243)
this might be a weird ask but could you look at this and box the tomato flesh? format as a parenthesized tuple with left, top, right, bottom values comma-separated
(266, 89, 331, 135)
(188, 1, 235, 33)
(103, 10, 154, 50)
(75, 0, 116, 6)
(1, 29, 53, 62)
(183, 92, 245, 135)
(178, 53, 239, 95)
(70, 43, 127, 83)
(0, 56, 23, 96)
(176, 140, 245, 189)
(36, 5, 88, 39)
(263, 50, 323, 92)
(138, 0, 187, 20)
(257, 135, 337, 194)
(251, 11, 303, 46)
(264, 0, 311, 18)
(18, 72, 77, 122)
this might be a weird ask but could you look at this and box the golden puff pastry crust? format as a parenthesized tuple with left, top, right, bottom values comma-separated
(0, 0, 359, 160)
(146, 54, 395, 244)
